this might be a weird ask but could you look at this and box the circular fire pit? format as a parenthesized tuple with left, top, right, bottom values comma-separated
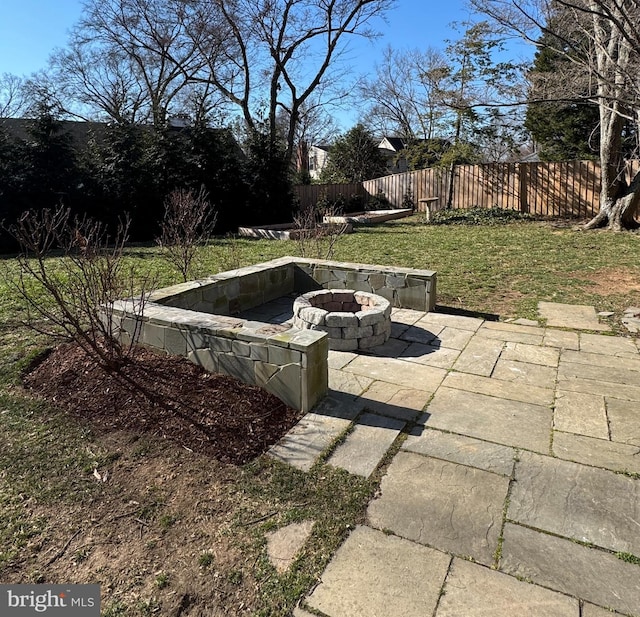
(292, 289, 392, 351)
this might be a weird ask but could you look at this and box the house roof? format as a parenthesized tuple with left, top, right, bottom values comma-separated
(379, 136, 408, 152)
(0, 117, 242, 156)
(0, 117, 107, 145)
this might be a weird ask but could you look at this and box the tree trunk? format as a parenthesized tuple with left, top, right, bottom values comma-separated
(584, 169, 640, 231)
(584, 106, 640, 230)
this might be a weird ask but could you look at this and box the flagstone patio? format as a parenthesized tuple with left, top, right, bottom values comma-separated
(267, 304, 640, 617)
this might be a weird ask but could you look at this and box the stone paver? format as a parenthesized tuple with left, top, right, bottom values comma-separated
(436, 558, 578, 617)
(582, 603, 628, 617)
(539, 301, 611, 331)
(266, 520, 314, 573)
(501, 341, 560, 366)
(418, 312, 483, 331)
(561, 348, 640, 371)
(328, 368, 373, 396)
(557, 374, 640, 401)
(306, 525, 450, 617)
(512, 317, 540, 326)
(554, 390, 608, 439)
(579, 332, 638, 356)
(559, 359, 640, 386)
(357, 381, 429, 421)
(542, 329, 580, 350)
(607, 398, 640, 446)
(344, 354, 447, 392)
(477, 323, 545, 345)
(509, 451, 640, 555)
(400, 342, 461, 369)
(552, 431, 640, 475)
(398, 323, 440, 345)
(501, 523, 640, 616)
(368, 336, 410, 358)
(313, 389, 364, 420)
(269, 411, 352, 471)
(434, 326, 475, 350)
(425, 387, 552, 452)
(327, 349, 357, 370)
(403, 428, 515, 476)
(391, 307, 426, 325)
(328, 413, 405, 477)
(481, 321, 544, 335)
(492, 359, 557, 388)
(443, 371, 554, 407)
(367, 451, 509, 565)
(453, 337, 504, 376)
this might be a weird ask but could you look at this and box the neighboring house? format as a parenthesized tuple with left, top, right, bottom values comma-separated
(308, 137, 411, 180)
(377, 136, 411, 173)
(308, 144, 331, 180)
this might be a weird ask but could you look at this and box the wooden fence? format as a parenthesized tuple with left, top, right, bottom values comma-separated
(295, 160, 640, 219)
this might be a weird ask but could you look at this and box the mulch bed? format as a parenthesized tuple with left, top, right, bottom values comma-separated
(23, 343, 303, 465)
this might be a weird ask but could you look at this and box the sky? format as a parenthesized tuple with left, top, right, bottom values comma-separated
(0, 0, 532, 126)
(0, 0, 488, 77)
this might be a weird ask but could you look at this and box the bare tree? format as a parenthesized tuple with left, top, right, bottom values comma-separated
(278, 91, 341, 176)
(52, 0, 215, 126)
(471, 0, 640, 230)
(0, 73, 29, 118)
(49, 39, 148, 123)
(157, 186, 217, 282)
(7, 206, 154, 372)
(178, 0, 396, 162)
(358, 46, 450, 140)
(357, 25, 526, 165)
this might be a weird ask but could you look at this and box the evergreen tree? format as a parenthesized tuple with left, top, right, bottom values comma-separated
(22, 101, 79, 208)
(525, 33, 600, 161)
(320, 125, 387, 183)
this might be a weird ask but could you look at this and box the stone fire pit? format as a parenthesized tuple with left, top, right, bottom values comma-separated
(292, 289, 391, 351)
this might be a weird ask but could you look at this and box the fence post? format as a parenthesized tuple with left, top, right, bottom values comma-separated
(519, 163, 529, 213)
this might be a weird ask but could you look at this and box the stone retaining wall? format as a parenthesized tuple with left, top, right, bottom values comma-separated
(110, 256, 436, 411)
(109, 298, 327, 412)
(292, 257, 437, 313)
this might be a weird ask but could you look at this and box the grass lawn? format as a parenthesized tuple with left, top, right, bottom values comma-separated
(0, 215, 639, 615)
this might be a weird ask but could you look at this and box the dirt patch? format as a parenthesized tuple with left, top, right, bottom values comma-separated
(12, 437, 261, 615)
(572, 267, 640, 296)
(23, 343, 303, 465)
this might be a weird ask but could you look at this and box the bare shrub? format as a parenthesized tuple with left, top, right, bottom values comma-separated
(7, 205, 154, 372)
(157, 187, 217, 282)
(219, 233, 244, 272)
(293, 202, 348, 260)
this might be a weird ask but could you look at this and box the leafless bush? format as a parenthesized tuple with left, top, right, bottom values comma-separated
(219, 233, 244, 272)
(157, 186, 217, 281)
(8, 205, 154, 372)
(293, 202, 349, 260)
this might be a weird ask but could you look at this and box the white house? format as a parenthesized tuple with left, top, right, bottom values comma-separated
(308, 144, 331, 180)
